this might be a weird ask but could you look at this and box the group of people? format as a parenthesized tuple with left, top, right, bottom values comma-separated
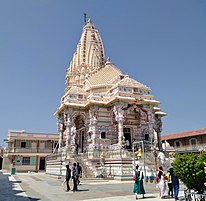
(133, 163, 179, 201)
(157, 164, 179, 201)
(65, 162, 82, 192)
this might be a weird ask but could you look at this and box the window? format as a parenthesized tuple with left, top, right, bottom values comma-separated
(145, 134, 149, 141)
(21, 142, 26, 148)
(101, 132, 106, 139)
(22, 157, 30, 165)
(189, 138, 197, 146)
(174, 140, 181, 147)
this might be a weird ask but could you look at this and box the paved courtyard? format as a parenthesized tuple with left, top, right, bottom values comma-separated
(0, 171, 185, 201)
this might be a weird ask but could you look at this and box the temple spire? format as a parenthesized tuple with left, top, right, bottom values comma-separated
(65, 18, 106, 91)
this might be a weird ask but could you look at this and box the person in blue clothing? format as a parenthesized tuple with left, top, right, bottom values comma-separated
(169, 164, 179, 201)
(133, 165, 145, 199)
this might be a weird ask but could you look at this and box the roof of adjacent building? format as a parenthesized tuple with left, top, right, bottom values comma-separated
(161, 128, 206, 140)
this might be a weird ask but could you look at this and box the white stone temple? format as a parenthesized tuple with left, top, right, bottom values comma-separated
(47, 18, 166, 180)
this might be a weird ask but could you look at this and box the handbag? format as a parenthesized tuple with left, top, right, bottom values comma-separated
(133, 174, 137, 180)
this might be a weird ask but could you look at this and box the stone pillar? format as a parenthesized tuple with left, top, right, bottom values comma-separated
(57, 116, 64, 151)
(65, 121, 72, 148)
(65, 108, 73, 149)
(153, 114, 163, 151)
(70, 126, 76, 146)
(117, 119, 124, 146)
(89, 106, 98, 148)
(113, 105, 125, 147)
(148, 108, 155, 141)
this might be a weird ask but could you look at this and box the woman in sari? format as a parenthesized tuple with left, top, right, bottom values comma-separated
(133, 165, 145, 199)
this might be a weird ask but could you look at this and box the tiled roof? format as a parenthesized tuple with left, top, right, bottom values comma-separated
(113, 76, 150, 90)
(87, 64, 121, 86)
(68, 86, 88, 95)
(161, 128, 206, 140)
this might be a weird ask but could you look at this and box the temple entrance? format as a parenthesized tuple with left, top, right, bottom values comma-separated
(79, 130, 85, 153)
(123, 127, 132, 150)
(74, 114, 86, 153)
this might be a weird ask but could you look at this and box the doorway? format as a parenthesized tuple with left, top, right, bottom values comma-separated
(78, 130, 85, 153)
(123, 127, 132, 150)
(39, 157, 45, 171)
(74, 114, 85, 154)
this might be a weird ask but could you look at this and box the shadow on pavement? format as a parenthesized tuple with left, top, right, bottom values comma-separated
(77, 189, 90, 192)
(0, 172, 40, 201)
(138, 195, 157, 199)
(12, 180, 22, 184)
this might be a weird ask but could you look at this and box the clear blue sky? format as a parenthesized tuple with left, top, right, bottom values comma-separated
(0, 1, 206, 146)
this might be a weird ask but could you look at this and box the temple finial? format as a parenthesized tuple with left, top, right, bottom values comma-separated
(84, 13, 87, 25)
(106, 57, 111, 65)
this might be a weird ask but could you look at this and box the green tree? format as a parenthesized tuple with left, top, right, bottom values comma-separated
(173, 152, 206, 193)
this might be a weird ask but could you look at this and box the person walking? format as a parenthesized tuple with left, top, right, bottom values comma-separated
(65, 164, 71, 192)
(157, 166, 167, 199)
(77, 162, 82, 185)
(133, 165, 145, 199)
(169, 165, 179, 201)
(72, 163, 78, 192)
(167, 170, 173, 198)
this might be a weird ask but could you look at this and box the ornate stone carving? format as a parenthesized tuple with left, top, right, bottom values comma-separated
(64, 108, 73, 149)
(113, 103, 127, 147)
(153, 114, 163, 150)
(88, 106, 98, 147)
(57, 115, 64, 151)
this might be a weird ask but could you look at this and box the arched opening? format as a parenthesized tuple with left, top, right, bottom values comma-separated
(174, 140, 182, 148)
(189, 138, 197, 147)
(74, 114, 86, 153)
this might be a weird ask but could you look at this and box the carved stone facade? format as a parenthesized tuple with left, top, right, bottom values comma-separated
(55, 19, 166, 154)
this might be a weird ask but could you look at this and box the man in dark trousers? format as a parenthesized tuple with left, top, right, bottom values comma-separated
(169, 164, 179, 201)
(72, 163, 78, 192)
(65, 164, 71, 192)
(77, 162, 82, 185)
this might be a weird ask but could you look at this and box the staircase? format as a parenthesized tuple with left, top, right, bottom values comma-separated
(46, 152, 96, 179)
(74, 154, 95, 178)
(46, 152, 63, 177)
(46, 148, 160, 181)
